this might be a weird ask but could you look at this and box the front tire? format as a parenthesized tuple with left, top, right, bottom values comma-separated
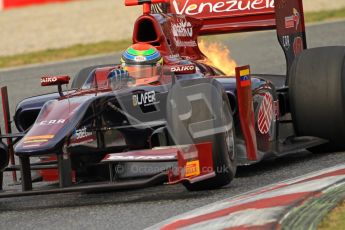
(166, 79, 237, 191)
(184, 97, 237, 191)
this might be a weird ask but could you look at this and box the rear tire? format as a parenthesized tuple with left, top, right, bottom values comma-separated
(289, 46, 345, 150)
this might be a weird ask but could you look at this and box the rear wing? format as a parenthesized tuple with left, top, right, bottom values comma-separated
(126, 0, 307, 77)
(159, 0, 276, 35)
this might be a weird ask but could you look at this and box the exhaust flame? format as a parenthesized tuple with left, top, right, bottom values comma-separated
(199, 40, 237, 76)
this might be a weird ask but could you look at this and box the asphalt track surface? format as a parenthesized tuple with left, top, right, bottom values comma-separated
(0, 20, 344, 230)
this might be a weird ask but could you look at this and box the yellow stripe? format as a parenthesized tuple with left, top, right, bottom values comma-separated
(240, 69, 250, 76)
(24, 139, 49, 144)
(24, 135, 54, 141)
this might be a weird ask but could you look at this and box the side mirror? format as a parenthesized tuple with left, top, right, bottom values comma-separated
(41, 75, 70, 86)
(41, 75, 70, 97)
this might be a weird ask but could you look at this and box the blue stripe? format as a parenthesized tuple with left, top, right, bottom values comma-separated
(123, 51, 136, 61)
(240, 75, 250, 81)
(145, 52, 160, 61)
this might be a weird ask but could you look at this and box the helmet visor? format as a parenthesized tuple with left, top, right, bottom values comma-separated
(125, 64, 161, 79)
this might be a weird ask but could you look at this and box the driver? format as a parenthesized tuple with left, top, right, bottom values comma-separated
(107, 44, 163, 89)
(120, 44, 163, 82)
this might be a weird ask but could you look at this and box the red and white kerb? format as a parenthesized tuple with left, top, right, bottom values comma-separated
(258, 92, 273, 134)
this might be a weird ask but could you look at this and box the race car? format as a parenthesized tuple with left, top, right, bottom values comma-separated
(0, 0, 344, 197)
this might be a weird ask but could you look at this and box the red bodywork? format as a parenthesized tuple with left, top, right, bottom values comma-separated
(168, 142, 215, 184)
(236, 66, 257, 161)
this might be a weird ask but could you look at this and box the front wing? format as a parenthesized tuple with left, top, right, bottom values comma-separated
(0, 142, 214, 198)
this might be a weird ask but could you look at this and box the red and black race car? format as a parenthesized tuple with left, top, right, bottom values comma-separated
(0, 0, 344, 197)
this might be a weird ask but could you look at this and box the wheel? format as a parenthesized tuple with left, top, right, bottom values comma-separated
(183, 96, 237, 191)
(289, 46, 345, 150)
(167, 78, 237, 191)
(71, 64, 114, 89)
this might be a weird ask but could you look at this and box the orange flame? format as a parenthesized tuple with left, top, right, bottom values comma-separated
(199, 40, 237, 76)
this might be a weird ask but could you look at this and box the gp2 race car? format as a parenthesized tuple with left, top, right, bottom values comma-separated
(0, 0, 344, 197)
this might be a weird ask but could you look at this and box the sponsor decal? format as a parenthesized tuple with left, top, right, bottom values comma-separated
(41, 76, 57, 84)
(41, 75, 70, 86)
(132, 91, 158, 107)
(172, 18, 193, 37)
(239, 68, 251, 87)
(258, 92, 273, 134)
(284, 8, 300, 30)
(24, 134, 54, 144)
(168, 54, 181, 60)
(170, 16, 197, 47)
(282, 35, 290, 50)
(293, 36, 303, 56)
(171, 64, 196, 74)
(274, 100, 280, 118)
(38, 119, 66, 126)
(75, 127, 93, 140)
(174, 39, 197, 47)
(70, 127, 95, 145)
(185, 160, 200, 177)
(172, 0, 274, 16)
(284, 16, 294, 28)
(134, 56, 147, 62)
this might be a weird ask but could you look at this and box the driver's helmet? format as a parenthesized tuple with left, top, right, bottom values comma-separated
(121, 44, 163, 79)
